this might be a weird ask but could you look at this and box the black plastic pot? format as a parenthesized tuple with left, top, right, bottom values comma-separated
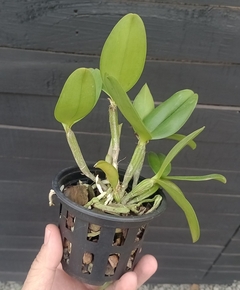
(52, 166, 166, 286)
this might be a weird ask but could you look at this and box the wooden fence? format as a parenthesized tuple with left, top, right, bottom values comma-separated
(0, 0, 239, 284)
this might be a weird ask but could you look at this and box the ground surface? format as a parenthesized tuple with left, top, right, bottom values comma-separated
(1, 282, 240, 290)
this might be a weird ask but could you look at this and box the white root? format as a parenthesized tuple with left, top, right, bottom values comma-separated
(48, 189, 56, 206)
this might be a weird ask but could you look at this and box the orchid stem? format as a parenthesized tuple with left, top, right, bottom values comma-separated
(120, 140, 146, 197)
(108, 99, 120, 169)
(63, 124, 107, 190)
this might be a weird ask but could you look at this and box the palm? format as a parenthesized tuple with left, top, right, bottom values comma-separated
(22, 225, 157, 290)
(52, 266, 99, 290)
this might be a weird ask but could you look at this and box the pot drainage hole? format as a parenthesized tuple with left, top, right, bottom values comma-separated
(87, 223, 101, 242)
(105, 253, 120, 276)
(63, 238, 72, 265)
(65, 211, 75, 232)
(82, 252, 94, 274)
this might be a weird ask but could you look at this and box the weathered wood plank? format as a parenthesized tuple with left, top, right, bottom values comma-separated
(213, 265, 240, 271)
(203, 270, 240, 284)
(0, 176, 238, 231)
(140, 0, 240, 6)
(149, 268, 205, 284)
(0, 133, 236, 198)
(0, 181, 59, 224)
(0, 157, 75, 184)
(1, 2, 240, 63)
(0, 128, 239, 172)
(234, 229, 240, 240)
(1, 48, 240, 106)
(224, 240, 240, 254)
(146, 227, 233, 246)
(0, 236, 42, 251)
(0, 250, 37, 273)
(168, 193, 240, 215)
(0, 221, 47, 237)
(143, 242, 221, 259)
(151, 212, 240, 231)
(214, 254, 240, 266)
(0, 93, 239, 143)
(1, 177, 236, 243)
(153, 256, 212, 271)
(0, 1, 239, 284)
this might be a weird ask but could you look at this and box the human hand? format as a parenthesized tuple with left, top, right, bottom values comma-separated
(22, 224, 157, 290)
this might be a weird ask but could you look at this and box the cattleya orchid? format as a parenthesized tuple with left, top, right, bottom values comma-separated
(54, 13, 226, 243)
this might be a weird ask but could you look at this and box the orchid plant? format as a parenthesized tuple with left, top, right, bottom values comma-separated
(54, 13, 226, 243)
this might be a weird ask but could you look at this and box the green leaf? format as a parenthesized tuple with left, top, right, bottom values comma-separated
(143, 90, 198, 139)
(157, 179, 200, 243)
(133, 84, 155, 119)
(54, 68, 100, 128)
(104, 75, 152, 142)
(89, 68, 102, 98)
(94, 160, 119, 189)
(100, 13, 147, 92)
(166, 174, 227, 183)
(167, 134, 197, 150)
(147, 152, 171, 176)
(155, 127, 205, 179)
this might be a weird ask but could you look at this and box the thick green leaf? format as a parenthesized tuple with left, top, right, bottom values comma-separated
(147, 152, 171, 176)
(167, 134, 197, 150)
(94, 160, 119, 189)
(143, 90, 198, 139)
(166, 174, 227, 183)
(100, 13, 147, 92)
(133, 84, 155, 119)
(89, 68, 102, 98)
(54, 68, 100, 128)
(155, 127, 205, 179)
(104, 75, 151, 142)
(157, 179, 200, 243)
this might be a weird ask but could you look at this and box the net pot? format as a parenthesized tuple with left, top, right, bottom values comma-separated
(52, 166, 166, 286)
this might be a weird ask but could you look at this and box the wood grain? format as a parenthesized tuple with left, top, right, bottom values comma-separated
(1, 2, 240, 63)
(1, 48, 240, 106)
(0, 0, 240, 284)
(0, 127, 238, 172)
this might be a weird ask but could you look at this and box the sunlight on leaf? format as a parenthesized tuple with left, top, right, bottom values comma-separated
(54, 68, 100, 128)
(100, 13, 146, 92)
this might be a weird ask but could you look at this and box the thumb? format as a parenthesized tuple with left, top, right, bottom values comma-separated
(22, 224, 63, 290)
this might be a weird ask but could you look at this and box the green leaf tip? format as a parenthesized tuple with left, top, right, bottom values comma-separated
(94, 160, 119, 189)
(166, 174, 227, 183)
(133, 84, 155, 120)
(167, 134, 197, 150)
(157, 179, 200, 243)
(54, 68, 101, 128)
(155, 127, 205, 179)
(100, 13, 147, 92)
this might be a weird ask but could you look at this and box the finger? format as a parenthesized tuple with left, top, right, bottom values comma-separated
(107, 271, 138, 290)
(133, 255, 158, 288)
(22, 224, 63, 290)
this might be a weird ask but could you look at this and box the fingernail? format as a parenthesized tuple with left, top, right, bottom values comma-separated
(44, 227, 51, 245)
